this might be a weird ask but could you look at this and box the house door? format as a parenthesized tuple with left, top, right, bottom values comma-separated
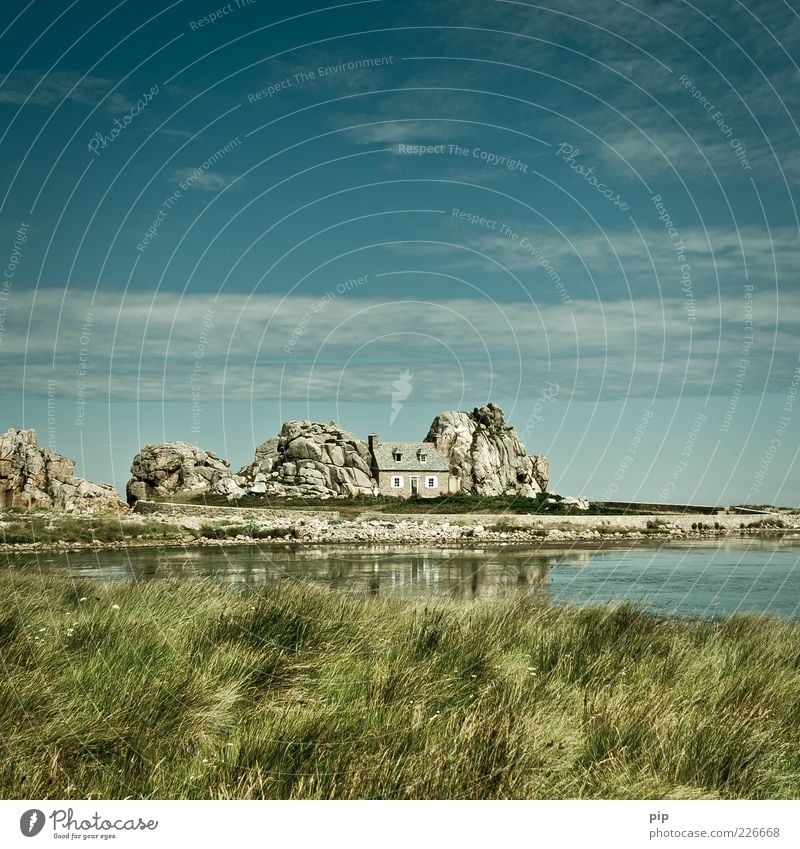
(410, 477, 419, 496)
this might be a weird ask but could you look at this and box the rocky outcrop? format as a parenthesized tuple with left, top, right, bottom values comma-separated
(238, 420, 376, 498)
(425, 403, 550, 496)
(123, 404, 553, 503)
(126, 442, 244, 504)
(0, 428, 127, 512)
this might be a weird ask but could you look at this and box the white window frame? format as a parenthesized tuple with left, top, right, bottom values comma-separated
(426, 476, 438, 489)
(419, 453, 428, 463)
(391, 475, 404, 489)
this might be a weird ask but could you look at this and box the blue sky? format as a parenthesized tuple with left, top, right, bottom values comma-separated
(1, 0, 799, 504)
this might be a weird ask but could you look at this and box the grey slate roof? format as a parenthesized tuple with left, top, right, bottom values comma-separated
(371, 441, 450, 472)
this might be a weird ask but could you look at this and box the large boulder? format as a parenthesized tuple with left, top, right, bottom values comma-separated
(126, 442, 245, 504)
(0, 428, 127, 512)
(238, 420, 376, 498)
(425, 403, 549, 496)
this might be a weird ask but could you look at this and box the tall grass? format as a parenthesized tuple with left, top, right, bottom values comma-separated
(0, 572, 798, 799)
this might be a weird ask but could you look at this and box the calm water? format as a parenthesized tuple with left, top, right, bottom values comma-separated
(6, 537, 800, 620)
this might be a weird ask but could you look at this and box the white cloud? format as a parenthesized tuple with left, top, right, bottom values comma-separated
(344, 120, 455, 146)
(0, 70, 134, 112)
(383, 0, 800, 182)
(161, 127, 195, 140)
(392, 220, 798, 298)
(168, 168, 240, 191)
(0, 285, 795, 406)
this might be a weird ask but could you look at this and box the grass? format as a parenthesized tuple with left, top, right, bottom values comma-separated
(0, 572, 798, 800)
(744, 519, 787, 529)
(0, 514, 185, 545)
(196, 523, 299, 540)
(186, 492, 369, 514)
(594, 525, 641, 536)
(189, 491, 650, 516)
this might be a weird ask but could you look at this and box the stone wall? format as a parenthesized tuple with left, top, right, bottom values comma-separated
(132, 499, 341, 521)
(133, 501, 786, 533)
(361, 512, 780, 531)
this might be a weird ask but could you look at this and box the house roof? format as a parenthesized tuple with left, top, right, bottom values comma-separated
(371, 441, 450, 472)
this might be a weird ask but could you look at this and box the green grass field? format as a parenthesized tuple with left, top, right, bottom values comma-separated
(1, 572, 798, 799)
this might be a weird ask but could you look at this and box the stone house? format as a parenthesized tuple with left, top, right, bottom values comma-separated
(368, 434, 458, 497)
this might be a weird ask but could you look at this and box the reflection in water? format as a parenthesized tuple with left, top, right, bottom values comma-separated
(518, 560, 550, 586)
(5, 539, 800, 620)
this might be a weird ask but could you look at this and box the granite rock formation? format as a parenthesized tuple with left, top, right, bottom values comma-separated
(123, 404, 556, 503)
(425, 403, 550, 496)
(238, 420, 375, 498)
(126, 442, 245, 504)
(0, 428, 127, 512)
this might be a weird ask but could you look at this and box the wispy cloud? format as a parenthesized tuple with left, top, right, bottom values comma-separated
(0, 69, 134, 111)
(1, 285, 795, 405)
(249, 48, 398, 101)
(384, 0, 800, 182)
(389, 220, 798, 300)
(161, 127, 195, 140)
(168, 168, 240, 191)
(343, 119, 456, 146)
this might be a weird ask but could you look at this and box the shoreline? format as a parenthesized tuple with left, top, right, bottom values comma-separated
(2, 528, 797, 554)
(2, 504, 798, 553)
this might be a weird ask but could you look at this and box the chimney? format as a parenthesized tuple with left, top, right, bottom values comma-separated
(368, 433, 379, 454)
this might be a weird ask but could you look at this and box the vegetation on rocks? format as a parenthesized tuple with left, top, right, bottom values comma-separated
(0, 513, 184, 545)
(188, 492, 640, 515)
(196, 523, 299, 540)
(1, 572, 798, 799)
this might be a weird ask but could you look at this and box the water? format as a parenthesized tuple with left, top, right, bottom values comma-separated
(6, 537, 800, 620)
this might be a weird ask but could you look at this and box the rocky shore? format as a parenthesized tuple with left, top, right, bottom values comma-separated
(2, 505, 796, 552)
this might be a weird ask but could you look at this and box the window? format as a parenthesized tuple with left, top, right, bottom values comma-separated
(393, 451, 402, 461)
(419, 453, 427, 462)
(426, 476, 438, 489)
(391, 476, 403, 488)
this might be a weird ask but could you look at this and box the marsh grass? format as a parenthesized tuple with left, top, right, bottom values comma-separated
(0, 572, 798, 799)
